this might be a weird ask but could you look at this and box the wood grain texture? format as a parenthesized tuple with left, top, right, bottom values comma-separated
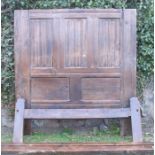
(31, 100, 121, 109)
(122, 9, 137, 107)
(14, 10, 30, 106)
(29, 9, 122, 19)
(30, 19, 53, 67)
(64, 18, 87, 67)
(14, 10, 31, 134)
(24, 108, 131, 119)
(96, 19, 120, 67)
(69, 77, 81, 101)
(14, 9, 137, 135)
(82, 78, 120, 100)
(2, 143, 153, 153)
(130, 97, 143, 142)
(12, 99, 142, 143)
(29, 10, 122, 69)
(31, 67, 121, 75)
(13, 99, 25, 143)
(31, 78, 69, 101)
(120, 9, 137, 136)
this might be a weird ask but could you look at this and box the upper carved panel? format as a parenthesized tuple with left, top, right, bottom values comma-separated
(30, 16, 121, 68)
(30, 19, 53, 67)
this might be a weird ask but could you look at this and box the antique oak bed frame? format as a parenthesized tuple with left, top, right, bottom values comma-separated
(13, 9, 143, 144)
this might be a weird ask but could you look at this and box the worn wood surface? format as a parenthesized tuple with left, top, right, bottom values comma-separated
(24, 108, 131, 119)
(14, 9, 137, 135)
(120, 9, 137, 136)
(13, 99, 25, 143)
(12, 97, 142, 143)
(130, 97, 143, 142)
(2, 143, 153, 153)
(14, 10, 31, 134)
(31, 78, 69, 101)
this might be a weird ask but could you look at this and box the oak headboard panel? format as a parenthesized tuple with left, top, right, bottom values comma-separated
(14, 9, 137, 135)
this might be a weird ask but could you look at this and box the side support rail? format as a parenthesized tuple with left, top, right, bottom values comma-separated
(13, 97, 143, 143)
(13, 98, 25, 143)
(130, 97, 143, 142)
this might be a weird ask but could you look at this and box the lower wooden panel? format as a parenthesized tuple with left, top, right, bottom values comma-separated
(2, 143, 153, 153)
(82, 78, 121, 100)
(31, 78, 69, 101)
(30, 77, 122, 108)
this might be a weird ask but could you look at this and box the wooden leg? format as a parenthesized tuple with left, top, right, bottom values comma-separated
(120, 118, 132, 136)
(130, 97, 143, 142)
(24, 102, 32, 135)
(24, 120, 32, 135)
(13, 98, 25, 143)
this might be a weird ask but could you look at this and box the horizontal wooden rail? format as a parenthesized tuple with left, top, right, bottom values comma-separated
(2, 143, 153, 153)
(31, 73, 121, 78)
(13, 97, 143, 143)
(29, 9, 122, 13)
(24, 108, 131, 119)
(29, 12, 122, 19)
(30, 67, 121, 78)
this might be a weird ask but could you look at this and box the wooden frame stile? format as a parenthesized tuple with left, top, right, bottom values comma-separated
(120, 9, 137, 136)
(14, 10, 31, 134)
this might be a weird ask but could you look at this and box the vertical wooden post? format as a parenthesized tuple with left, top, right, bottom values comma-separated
(13, 99, 25, 143)
(121, 9, 137, 136)
(14, 10, 31, 134)
(130, 97, 143, 142)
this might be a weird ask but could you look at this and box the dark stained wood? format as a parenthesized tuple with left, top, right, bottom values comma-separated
(12, 97, 143, 143)
(13, 99, 25, 143)
(122, 10, 137, 108)
(14, 10, 31, 134)
(14, 11, 30, 105)
(120, 9, 137, 136)
(24, 108, 131, 119)
(14, 9, 137, 135)
(69, 77, 81, 101)
(31, 68, 121, 77)
(53, 18, 60, 69)
(31, 100, 121, 109)
(130, 97, 143, 142)
(2, 143, 153, 153)
(30, 19, 53, 67)
(64, 18, 87, 67)
(31, 78, 69, 101)
(28, 9, 123, 109)
(131, 10, 137, 96)
(31, 72, 121, 78)
(82, 78, 120, 100)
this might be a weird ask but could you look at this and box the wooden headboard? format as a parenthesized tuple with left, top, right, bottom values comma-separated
(14, 9, 136, 109)
(14, 9, 137, 135)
